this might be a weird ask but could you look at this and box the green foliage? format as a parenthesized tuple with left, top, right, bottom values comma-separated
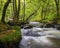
(0, 23, 11, 32)
(0, 0, 60, 22)
(0, 26, 21, 42)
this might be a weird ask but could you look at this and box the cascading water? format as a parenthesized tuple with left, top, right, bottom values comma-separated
(19, 25, 60, 48)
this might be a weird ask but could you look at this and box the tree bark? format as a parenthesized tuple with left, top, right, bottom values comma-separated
(17, 0, 20, 20)
(54, 0, 59, 23)
(13, 0, 20, 21)
(23, 0, 25, 21)
(13, 0, 17, 20)
(1, 0, 11, 23)
(55, 0, 59, 19)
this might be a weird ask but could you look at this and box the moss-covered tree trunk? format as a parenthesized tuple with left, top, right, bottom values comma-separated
(55, 0, 59, 23)
(26, 4, 40, 21)
(17, 0, 20, 20)
(23, 0, 25, 21)
(1, 0, 11, 23)
(13, 0, 20, 23)
(13, 0, 17, 21)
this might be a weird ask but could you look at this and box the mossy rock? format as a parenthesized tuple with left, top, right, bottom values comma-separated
(0, 23, 12, 32)
(0, 26, 22, 48)
(7, 20, 28, 26)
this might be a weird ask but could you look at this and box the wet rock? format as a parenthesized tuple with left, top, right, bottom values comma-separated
(57, 25, 60, 30)
(44, 20, 55, 28)
(45, 24, 55, 28)
(21, 25, 25, 29)
(23, 25, 33, 29)
(29, 22, 40, 27)
(7, 21, 13, 26)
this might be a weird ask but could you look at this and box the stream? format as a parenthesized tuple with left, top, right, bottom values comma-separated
(19, 22, 60, 48)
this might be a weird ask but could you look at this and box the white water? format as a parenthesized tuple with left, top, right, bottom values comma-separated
(19, 27, 60, 48)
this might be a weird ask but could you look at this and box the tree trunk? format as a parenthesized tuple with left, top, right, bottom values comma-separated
(17, 0, 20, 20)
(13, 0, 20, 21)
(26, 3, 41, 21)
(1, 0, 11, 23)
(55, 0, 59, 21)
(41, 8, 43, 20)
(13, 0, 17, 21)
(23, 0, 25, 21)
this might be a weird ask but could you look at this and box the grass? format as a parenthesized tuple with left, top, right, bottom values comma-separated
(0, 26, 21, 42)
(0, 23, 11, 32)
(0, 25, 21, 48)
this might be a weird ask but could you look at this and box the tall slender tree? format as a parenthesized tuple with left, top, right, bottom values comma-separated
(26, 4, 40, 21)
(55, 0, 59, 20)
(23, 0, 25, 21)
(1, 0, 11, 23)
(13, 0, 20, 22)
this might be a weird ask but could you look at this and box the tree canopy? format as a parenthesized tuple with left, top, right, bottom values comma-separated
(0, 0, 60, 23)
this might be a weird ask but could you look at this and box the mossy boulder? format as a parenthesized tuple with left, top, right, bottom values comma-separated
(0, 23, 12, 32)
(0, 26, 22, 48)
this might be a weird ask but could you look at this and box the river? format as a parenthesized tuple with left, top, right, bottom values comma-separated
(19, 22, 60, 48)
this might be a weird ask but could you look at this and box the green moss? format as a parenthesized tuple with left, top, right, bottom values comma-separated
(0, 26, 21, 42)
(0, 23, 12, 32)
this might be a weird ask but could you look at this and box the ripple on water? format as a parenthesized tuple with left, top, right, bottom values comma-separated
(20, 28, 60, 48)
(19, 36, 59, 48)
